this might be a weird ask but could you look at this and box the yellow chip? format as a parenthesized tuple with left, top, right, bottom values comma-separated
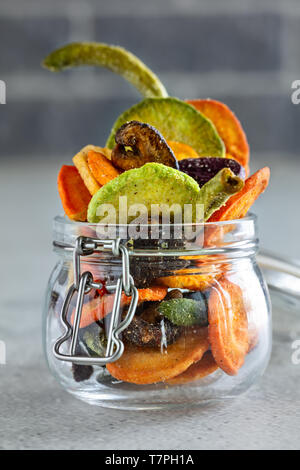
(73, 145, 103, 195)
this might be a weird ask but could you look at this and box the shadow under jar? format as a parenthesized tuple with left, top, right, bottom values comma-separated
(43, 215, 271, 410)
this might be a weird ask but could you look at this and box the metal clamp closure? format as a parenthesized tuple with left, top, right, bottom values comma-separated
(53, 236, 138, 365)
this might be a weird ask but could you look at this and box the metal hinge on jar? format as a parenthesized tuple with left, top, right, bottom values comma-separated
(53, 236, 139, 365)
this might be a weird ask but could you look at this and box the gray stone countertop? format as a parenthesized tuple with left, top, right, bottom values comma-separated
(0, 159, 299, 450)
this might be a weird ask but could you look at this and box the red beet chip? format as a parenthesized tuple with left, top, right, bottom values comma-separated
(179, 157, 245, 187)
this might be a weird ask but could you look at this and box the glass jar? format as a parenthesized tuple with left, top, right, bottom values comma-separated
(43, 214, 272, 409)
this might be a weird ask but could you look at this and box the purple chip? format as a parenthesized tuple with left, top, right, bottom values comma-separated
(179, 157, 245, 187)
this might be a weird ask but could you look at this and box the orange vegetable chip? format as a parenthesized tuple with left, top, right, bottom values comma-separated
(187, 99, 250, 172)
(167, 351, 218, 385)
(73, 145, 103, 195)
(71, 286, 168, 328)
(167, 140, 199, 161)
(156, 261, 225, 291)
(99, 147, 112, 160)
(208, 278, 248, 375)
(57, 165, 91, 221)
(208, 167, 270, 223)
(204, 167, 270, 247)
(107, 327, 210, 384)
(156, 274, 217, 291)
(87, 150, 121, 186)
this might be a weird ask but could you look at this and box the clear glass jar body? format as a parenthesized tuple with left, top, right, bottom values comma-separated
(43, 215, 272, 409)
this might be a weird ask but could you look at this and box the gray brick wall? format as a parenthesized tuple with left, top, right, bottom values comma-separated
(0, 0, 300, 161)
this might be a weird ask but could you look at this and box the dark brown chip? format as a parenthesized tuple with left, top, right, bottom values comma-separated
(111, 120, 179, 170)
(129, 233, 188, 288)
(123, 314, 182, 348)
(71, 363, 94, 382)
(165, 289, 183, 300)
(130, 256, 187, 288)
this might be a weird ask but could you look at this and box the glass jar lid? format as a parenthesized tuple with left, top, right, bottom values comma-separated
(53, 213, 258, 258)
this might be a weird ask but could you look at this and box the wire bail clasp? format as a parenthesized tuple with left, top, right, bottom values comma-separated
(53, 236, 138, 365)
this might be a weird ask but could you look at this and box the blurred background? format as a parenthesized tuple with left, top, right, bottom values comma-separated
(1, 0, 300, 306)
